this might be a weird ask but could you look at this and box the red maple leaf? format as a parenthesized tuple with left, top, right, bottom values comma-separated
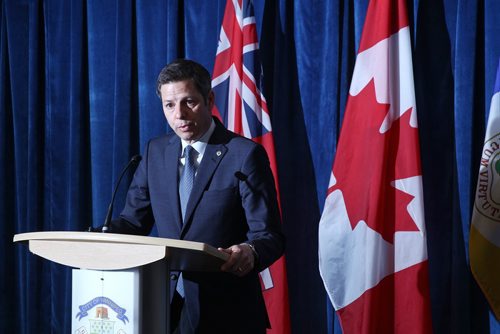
(331, 80, 422, 244)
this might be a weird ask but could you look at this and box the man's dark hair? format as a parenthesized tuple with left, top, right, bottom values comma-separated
(156, 59, 212, 103)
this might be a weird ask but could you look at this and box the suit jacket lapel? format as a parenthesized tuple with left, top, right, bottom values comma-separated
(164, 136, 183, 231)
(181, 125, 228, 235)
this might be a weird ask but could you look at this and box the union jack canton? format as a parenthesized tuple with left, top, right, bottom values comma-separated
(211, 0, 272, 139)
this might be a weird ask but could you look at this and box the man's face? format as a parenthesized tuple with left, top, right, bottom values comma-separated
(160, 80, 214, 144)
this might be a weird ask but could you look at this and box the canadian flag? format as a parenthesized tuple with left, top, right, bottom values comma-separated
(318, 0, 433, 333)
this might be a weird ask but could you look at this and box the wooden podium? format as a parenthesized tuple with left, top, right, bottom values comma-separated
(13, 231, 229, 333)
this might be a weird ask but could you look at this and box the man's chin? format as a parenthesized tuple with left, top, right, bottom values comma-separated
(177, 132, 198, 143)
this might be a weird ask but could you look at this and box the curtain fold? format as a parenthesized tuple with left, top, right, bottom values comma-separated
(135, 0, 173, 146)
(1, 0, 500, 332)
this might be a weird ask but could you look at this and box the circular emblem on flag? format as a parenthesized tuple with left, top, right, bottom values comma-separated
(474, 133, 500, 222)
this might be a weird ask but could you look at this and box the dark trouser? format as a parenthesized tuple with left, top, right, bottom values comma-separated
(171, 291, 185, 333)
(171, 291, 266, 334)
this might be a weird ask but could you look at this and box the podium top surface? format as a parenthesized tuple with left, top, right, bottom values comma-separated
(14, 231, 229, 271)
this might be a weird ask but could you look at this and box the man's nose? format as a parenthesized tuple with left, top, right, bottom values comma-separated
(175, 104, 187, 118)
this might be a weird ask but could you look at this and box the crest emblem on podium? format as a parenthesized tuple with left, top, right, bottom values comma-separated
(75, 296, 129, 334)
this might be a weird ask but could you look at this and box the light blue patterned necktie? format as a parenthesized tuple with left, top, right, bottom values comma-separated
(177, 145, 197, 298)
(179, 145, 197, 221)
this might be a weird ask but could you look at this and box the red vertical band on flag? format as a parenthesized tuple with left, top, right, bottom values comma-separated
(337, 262, 432, 333)
(211, 1, 291, 333)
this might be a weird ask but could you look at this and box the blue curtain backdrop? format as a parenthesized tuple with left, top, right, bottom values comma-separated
(1, 0, 499, 332)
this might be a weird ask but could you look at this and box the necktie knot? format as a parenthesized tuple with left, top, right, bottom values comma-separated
(184, 145, 195, 166)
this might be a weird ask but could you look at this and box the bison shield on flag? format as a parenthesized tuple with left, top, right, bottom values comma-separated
(211, 0, 291, 333)
(318, 0, 433, 333)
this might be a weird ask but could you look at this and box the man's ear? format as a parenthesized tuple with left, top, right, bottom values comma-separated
(207, 90, 215, 110)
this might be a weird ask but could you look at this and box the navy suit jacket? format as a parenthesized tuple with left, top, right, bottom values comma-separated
(114, 118, 285, 331)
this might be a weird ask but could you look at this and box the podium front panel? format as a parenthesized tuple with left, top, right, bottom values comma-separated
(72, 269, 140, 334)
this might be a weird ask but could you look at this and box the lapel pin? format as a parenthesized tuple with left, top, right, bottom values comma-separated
(216, 150, 222, 156)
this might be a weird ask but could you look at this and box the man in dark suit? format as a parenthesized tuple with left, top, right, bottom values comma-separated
(110, 59, 285, 333)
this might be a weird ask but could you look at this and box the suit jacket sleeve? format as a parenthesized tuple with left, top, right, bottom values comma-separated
(239, 143, 285, 271)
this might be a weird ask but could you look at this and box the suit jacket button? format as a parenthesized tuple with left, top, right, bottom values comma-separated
(170, 274, 178, 280)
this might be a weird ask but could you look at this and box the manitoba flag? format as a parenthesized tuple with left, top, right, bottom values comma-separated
(318, 0, 433, 332)
(470, 58, 500, 320)
(211, 0, 291, 333)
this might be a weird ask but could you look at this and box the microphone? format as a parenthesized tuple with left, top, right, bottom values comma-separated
(101, 155, 142, 232)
